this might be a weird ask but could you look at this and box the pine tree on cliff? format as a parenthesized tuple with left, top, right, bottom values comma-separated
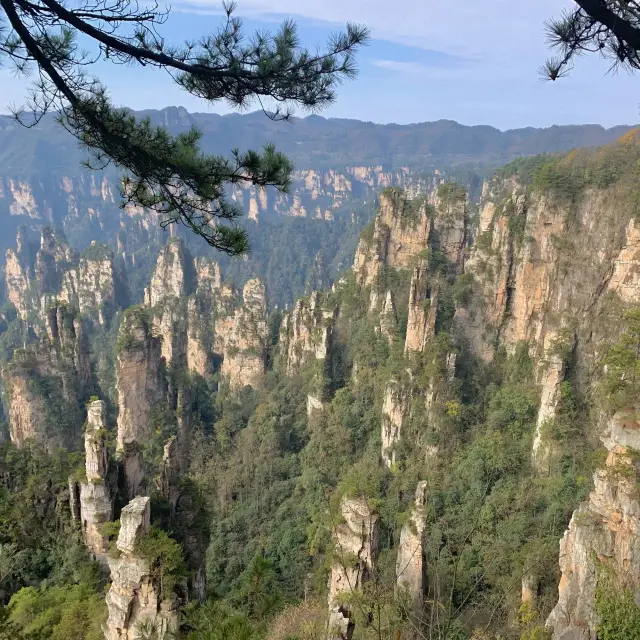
(0, 0, 369, 254)
(543, 0, 640, 79)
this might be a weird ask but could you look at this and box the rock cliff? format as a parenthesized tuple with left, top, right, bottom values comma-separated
(77, 400, 113, 561)
(218, 278, 268, 390)
(3, 304, 90, 449)
(381, 379, 410, 468)
(327, 496, 379, 640)
(104, 496, 179, 640)
(115, 307, 165, 457)
(4, 229, 119, 327)
(352, 189, 432, 288)
(396, 482, 428, 615)
(456, 140, 640, 465)
(279, 291, 336, 376)
(547, 410, 640, 639)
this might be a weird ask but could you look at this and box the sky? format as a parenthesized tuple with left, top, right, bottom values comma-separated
(0, 0, 637, 129)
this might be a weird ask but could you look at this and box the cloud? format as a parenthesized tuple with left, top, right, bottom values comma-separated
(371, 58, 475, 81)
(176, 0, 575, 61)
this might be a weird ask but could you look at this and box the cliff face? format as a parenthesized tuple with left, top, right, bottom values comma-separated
(104, 496, 179, 640)
(547, 410, 640, 640)
(230, 166, 432, 221)
(115, 307, 165, 451)
(3, 304, 90, 449)
(381, 379, 410, 469)
(352, 190, 432, 288)
(459, 173, 640, 363)
(4, 229, 118, 327)
(218, 278, 268, 390)
(279, 291, 336, 376)
(77, 400, 113, 561)
(327, 496, 379, 640)
(396, 482, 428, 615)
(144, 239, 192, 307)
(456, 143, 640, 467)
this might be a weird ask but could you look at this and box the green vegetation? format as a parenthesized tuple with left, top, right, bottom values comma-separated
(595, 566, 640, 640)
(600, 308, 640, 412)
(81, 242, 112, 262)
(7, 584, 106, 640)
(136, 527, 188, 599)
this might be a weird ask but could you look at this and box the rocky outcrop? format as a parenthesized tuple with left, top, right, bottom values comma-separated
(458, 153, 640, 367)
(104, 496, 179, 640)
(279, 291, 335, 376)
(532, 331, 571, 472)
(433, 183, 467, 271)
(381, 380, 410, 468)
(328, 496, 379, 640)
(4, 229, 118, 326)
(378, 291, 398, 343)
(353, 190, 432, 287)
(5, 227, 33, 319)
(3, 304, 90, 449)
(77, 243, 117, 325)
(547, 410, 640, 639)
(396, 482, 428, 614)
(115, 307, 165, 451)
(78, 400, 113, 561)
(219, 278, 268, 390)
(405, 263, 438, 354)
(144, 239, 193, 307)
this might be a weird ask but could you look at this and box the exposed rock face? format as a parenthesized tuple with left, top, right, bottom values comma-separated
(104, 496, 179, 640)
(4, 229, 118, 326)
(433, 186, 467, 271)
(378, 290, 398, 343)
(381, 380, 409, 468)
(3, 304, 89, 449)
(405, 263, 438, 354)
(79, 400, 113, 560)
(115, 308, 165, 450)
(152, 298, 187, 368)
(547, 410, 640, 640)
(219, 278, 268, 390)
(396, 482, 428, 614)
(144, 239, 192, 307)
(353, 190, 431, 287)
(458, 172, 640, 365)
(328, 496, 379, 640)
(532, 332, 570, 472)
(229, 166, 423, 222)
(5, 232, 32, 318)
(78, 243, 117, 325)
(279, 291, 335, 376)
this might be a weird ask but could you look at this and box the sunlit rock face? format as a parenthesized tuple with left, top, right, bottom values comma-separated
(396, 482, 428, 617)
(104, 496, 179, 640)
(78, 400, 113, 562)
(327, 496, 379, 640)
(547, 410, 640, 640)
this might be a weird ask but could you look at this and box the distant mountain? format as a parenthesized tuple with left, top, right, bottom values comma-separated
(0, 106, 635, 306)
(0, 107, 634, 175)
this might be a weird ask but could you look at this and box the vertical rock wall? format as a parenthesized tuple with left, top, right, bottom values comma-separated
(327, 496, 379, 640)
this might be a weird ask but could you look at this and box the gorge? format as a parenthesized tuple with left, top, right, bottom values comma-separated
(1, 120, 640, 640)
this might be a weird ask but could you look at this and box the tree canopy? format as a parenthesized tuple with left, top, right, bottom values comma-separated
(0, 0, 369, 253)
(544, 0, 640, 79)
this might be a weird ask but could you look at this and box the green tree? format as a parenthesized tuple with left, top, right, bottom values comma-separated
(600, 308, 640, 411)
(543, 1, 640, 79)
(0, 0, 368, 252)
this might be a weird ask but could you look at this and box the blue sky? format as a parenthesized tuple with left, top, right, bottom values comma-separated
(1, 0, 637, 129)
